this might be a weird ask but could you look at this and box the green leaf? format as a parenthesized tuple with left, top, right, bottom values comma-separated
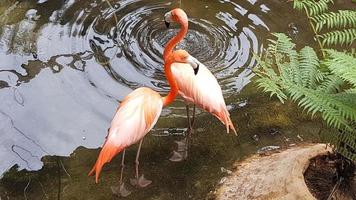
(312, 10, 356, 32)
(320, 29, 356, 46)
(324, 49, 356, 87)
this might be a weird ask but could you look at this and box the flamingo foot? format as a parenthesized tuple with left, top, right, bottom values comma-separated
(130, 174, 152, 188)
(169, 138, 189, 162)
(169, 150, 188, 162)
(175, 138, 188, 152)
(111, 183, 131, 197)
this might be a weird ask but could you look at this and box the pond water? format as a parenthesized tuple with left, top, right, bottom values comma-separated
(0, 0, 346, 199)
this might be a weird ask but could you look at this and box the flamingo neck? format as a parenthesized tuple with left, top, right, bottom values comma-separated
(162, 61, 178, 106)
(163, 21, 188, 60)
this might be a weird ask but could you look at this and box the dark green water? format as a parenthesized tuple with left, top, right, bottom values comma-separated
(0, 0, 352, 199)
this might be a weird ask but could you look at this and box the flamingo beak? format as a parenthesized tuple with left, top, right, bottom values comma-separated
(165, 20, 170, 28)
(186, 56, 200, 75)
(194, 64, 199, 75)
(164, 12, 172, 28)
(194, 64, 200, 75)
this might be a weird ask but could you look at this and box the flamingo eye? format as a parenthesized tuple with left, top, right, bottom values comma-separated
(181, 56, 189, 62)
(164, 12, 173, 22)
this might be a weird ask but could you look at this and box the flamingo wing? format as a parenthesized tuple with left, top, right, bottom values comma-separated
(171, 62, 237, 134)
(89, 87, 163, 183)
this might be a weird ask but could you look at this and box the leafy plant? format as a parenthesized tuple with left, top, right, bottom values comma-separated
(254, 0, 356, 162)
(255, 33, 356, 161)
(293, 0, 356, 52)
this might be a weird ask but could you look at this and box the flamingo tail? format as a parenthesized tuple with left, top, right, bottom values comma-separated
(88, 141, 124, 183)
(226, 112, 238, 136)
(215, 108, 238, 136)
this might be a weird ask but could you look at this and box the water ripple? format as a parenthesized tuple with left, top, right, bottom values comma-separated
(0, 0, 270, 174)
(77, 0, 268, 97)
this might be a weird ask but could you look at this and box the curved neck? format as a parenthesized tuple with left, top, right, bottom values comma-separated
(163, 21, 188, 60)
(162, 60, 178, 106)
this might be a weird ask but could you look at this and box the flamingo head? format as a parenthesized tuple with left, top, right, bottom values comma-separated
(170, 50, 200, 75)
(164, 8, 188, 28)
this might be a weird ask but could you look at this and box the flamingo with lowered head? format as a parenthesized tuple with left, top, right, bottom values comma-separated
(88, 49, 200, 197)
(163, 8, 237, 162)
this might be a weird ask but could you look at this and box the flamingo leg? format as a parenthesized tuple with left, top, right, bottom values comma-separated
(187, 104, 196, 138)
(186, 104, 196, 152)
(134, 139, 143, 180)
(130, 139, 152, 188)
(169, 105, 196, 162)
(119, 149, 126, 184)
(186, 105, 193, 149)
(111, 149, 131, 197)
(187, 104, 196, 148)
(191, 105, 196, 129)
(186, 105, 191, 132)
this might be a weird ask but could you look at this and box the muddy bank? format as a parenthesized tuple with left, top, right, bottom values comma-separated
(214, 144, 331, 200)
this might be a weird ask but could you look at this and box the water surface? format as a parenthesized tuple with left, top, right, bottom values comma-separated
(0, 0, 339, 199)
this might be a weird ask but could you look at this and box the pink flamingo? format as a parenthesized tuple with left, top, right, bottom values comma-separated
(163, 9, 237, 161)
(88, 50, 199, 196)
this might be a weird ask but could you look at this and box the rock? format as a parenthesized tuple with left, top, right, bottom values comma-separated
(220, 167, 232, 175)
(297, 134, 304, 141)
(257, 145, 280, 154)
(218, 177, 227, 185)
(252, 134, 259, 142)
(215, 144, 332, 200)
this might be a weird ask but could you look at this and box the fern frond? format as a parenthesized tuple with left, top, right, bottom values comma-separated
(286, 85, 356, 131)
(336, 129, 356, 161)
(256, 77, 288, 103)
(293, 0, 306, 10)
(293, 0, 334, 12)
(322, 108, 350, 131)
(289, 51, 302, 85)
(313, 10, 356, 32)
(303, 0, 331, 16)
(320, 28, 356, 46)
(268, 33, 296, 56)
(331, 93, 356, 123)
(289, 0, 356, 161)
(268, 33, 301, 84)
(324, 49, 356, 86)
(317, 74, 344, 93)
(299, 47, 323, 88)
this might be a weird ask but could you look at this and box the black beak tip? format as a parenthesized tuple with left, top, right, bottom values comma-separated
(165, 21, 170, 28)
(194, 64, 200, 75)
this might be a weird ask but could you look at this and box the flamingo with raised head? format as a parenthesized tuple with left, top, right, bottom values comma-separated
(163, 9, 237, 162)
(88, 50, 199, 197)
